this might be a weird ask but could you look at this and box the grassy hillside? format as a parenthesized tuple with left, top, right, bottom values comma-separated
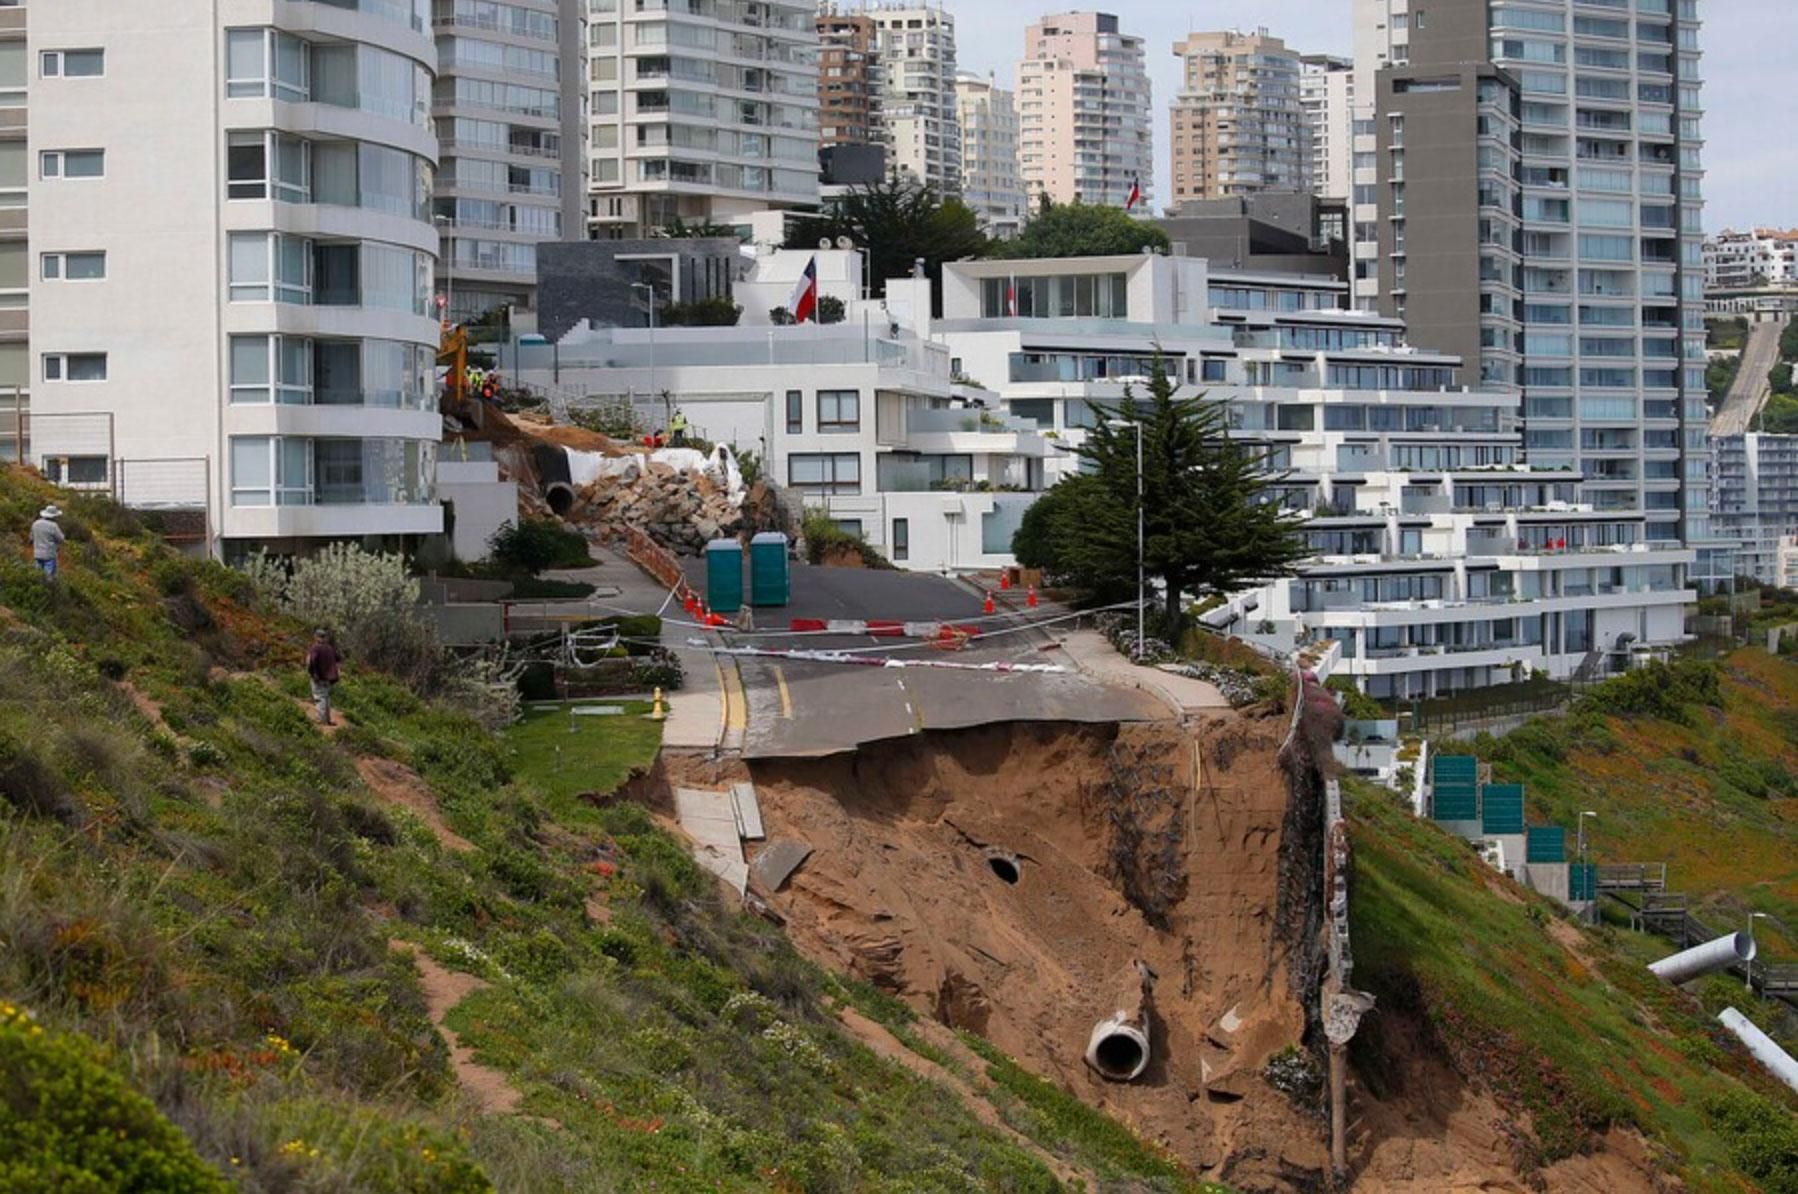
(1349, 778, 1798, 1191)
(1458, 652, 1798, 955)
(0, 466, 1208, 1191)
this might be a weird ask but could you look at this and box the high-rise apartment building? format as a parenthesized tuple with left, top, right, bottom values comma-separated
(0, 0, 25, 459)
(817, 9, 882, 152)
(1355, 0, 1709, 556)
(1169, 30, 1306, 203)
(587, 0, 819, 238)
(432, 0, 587, 321)
(1300, 54, 1355, 203)
(1017, 12, 1152, 209)
(954, 72, 1025, 238)
(30, 2, 444, 554)
(867, 5, 960, 195)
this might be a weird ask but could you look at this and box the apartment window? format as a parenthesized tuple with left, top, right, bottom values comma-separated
(229, 335, 313, 405)
(41, 252, 107, 281)
(891, 518, 909, 561)
(788, 453, 860, 495)
(228, 232, 312, 304)
(230, 436, 313, 507)
(227, 131, 310, 202)
(785, 389, 802, 433)
(225, 28, 309, 102)
(817, 390, 860, 432)
(41, 49, 105, 78)
(43, 353, 109, 382)
(40, 149, 105, 179)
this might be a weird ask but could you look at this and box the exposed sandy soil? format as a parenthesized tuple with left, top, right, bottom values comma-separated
(742, 715, 1676, 1193)
(356, 756, 475, 853)
(748, 716, 1332, 1190)
(476, 409, 628, 455)
(390, 941, 524, 1117)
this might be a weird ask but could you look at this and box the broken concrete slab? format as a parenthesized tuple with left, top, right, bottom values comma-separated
(730, 781, 765, 841)
(750, 838, 813, 892)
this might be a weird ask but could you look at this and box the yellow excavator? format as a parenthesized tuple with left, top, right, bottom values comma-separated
(437, 321, 488, 429)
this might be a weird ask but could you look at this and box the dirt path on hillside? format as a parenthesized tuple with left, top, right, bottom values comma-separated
(391, 941, 528, 1118)
(357, 757, 474, 852)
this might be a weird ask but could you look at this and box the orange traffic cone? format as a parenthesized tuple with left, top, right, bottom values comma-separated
(999, 571, 1012, 590)
(983, 592, 996, 616)
(1026, 586, 1038, 609)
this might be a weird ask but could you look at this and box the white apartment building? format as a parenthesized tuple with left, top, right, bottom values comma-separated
(1300, 54, 1354, 203)
(432, 0, 588, 321)
(506, 252, 1051, 573)
(954, 72, 1025, 239)
(925, 253, 1693, 697)
(1712, 432, 1798, 588)
(1705, 229, 1798, 293)
(30, 1, 444, 554)
(0, 0, 24, 460)
(586, 0, 819, 238)
(1017, 12, 1152, 209)
(865, 4, 960, 196)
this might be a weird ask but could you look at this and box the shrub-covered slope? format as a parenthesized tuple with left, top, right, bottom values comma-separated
(0, 467, 1205, 1191)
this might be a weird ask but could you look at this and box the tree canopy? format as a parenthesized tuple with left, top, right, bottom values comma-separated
(994, 198, 1171, 260)
(1013, 364, 1307, 634)
(787, 178, 988, 302)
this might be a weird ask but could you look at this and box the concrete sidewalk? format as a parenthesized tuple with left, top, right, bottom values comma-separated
(1056, 629, 1231, 718)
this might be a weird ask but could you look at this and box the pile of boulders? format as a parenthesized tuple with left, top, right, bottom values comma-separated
(574, 463, 782, 555)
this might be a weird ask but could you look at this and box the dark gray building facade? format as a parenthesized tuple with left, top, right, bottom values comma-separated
(536, 238, 745, 342)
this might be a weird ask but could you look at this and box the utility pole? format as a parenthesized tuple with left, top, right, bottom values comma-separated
(1107, 417, 1146, 656)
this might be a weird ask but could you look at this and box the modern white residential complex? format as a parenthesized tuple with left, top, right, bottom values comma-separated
(1712, 432, 1798, 588)
(586, 0, 819, 238)
(0, 0, 25, 459)
(1016, 12, 1152, 209)
(1300, 53, 1354, 203)
(866, 4, 960, 195)
(1704, 228, 1798, 293)
(432, 0, 588, 321)
(30, 1, 444, 554)
(1168, 30, 1308, 203)
(1352, 0, 1713, 583)
(954, 72, 1025, 238)
(929, 253, 1693, 697)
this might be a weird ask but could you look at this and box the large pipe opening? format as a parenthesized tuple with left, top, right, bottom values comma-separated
(1648, 931, 1757, 985)
(1088, 1022, 1149, 1081)
(986, 853, 1020, 885)
(544, 483, 576, 517)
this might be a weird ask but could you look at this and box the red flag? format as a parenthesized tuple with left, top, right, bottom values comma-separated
(1124, 177, 1142, 211)
(787, 255, 819, 323)
(1006, 278, 1018, 316)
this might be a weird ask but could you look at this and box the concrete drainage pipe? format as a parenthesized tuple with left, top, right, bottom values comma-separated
(543, 482, 577, 516)
(1084, 960, 1156, 1083)
(1648, 931, 1756, 985)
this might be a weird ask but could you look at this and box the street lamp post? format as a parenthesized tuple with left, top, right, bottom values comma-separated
(630, 282, 658, 430)
(1107, 418, 1146, 658)
(1576, 810, 1598, 863)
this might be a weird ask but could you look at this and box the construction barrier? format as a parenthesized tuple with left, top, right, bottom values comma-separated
(788, 617, 984, 640)
(625, 525, 695, 604)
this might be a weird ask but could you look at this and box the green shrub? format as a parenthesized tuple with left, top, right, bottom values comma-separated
(1326, 675, 1385, 720)
(0, 1002, 228, 1192)
(629, 648, 685, 692)
(1575, 660, 1722, 725)
(1708, 1091, 1798, 1193)
(147, 557, 195, 598)
(487, 519, 593, 575)
(799, 507, 888, 568)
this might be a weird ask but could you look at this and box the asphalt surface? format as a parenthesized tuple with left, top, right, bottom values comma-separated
(683, 560, 1168, 758)
(1712, 316, 1789, 436)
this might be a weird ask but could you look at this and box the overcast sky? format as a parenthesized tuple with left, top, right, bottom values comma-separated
(951, 0, 1795, 234)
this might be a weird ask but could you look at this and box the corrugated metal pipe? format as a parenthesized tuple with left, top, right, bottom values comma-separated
(1085, 960, 1154, 1083)
(1719, 1007, 1798, 1095)
(1647, 931, 1756, 985)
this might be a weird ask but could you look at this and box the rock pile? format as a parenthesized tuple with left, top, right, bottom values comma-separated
(574, 462, 783, 555)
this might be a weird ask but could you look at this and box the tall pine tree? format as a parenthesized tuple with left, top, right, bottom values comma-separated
(1025, 361, 1307, 629)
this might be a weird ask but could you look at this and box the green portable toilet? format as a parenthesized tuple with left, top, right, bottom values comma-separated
(749, 532, 790, 607)
(705, 538, 743, 614)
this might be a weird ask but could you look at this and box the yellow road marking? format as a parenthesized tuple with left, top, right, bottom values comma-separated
(724, 662, 748, 733)
(774, 666, 794, 719)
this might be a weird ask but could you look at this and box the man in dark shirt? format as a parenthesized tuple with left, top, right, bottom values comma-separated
(305, 628, 342, 726)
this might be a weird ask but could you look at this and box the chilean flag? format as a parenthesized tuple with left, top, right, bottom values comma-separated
(1124, 176, 1142, 211)
(1006, 278, 1018, 316)
(787, 255, 819, 323)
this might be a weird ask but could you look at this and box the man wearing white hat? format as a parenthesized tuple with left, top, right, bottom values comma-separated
(30, 505, 65, 580)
